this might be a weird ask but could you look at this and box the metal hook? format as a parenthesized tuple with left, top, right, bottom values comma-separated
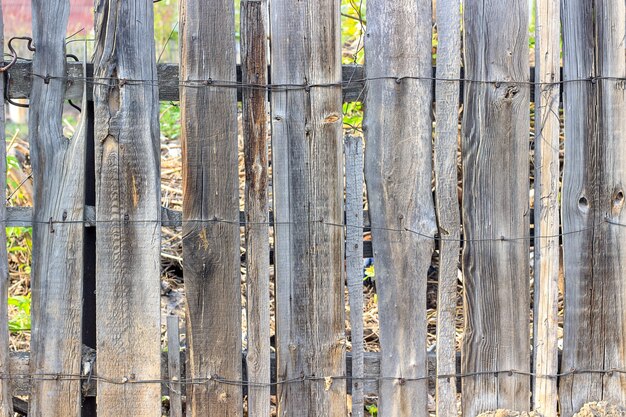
(3, 72, 29, 108)
(0, 36, 36, 73)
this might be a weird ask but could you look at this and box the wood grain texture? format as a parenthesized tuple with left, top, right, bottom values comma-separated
(28, 1, 85, 415)
(532, 1, 560, 415)
(560, 1, 626, 415)
(241, 1, 270, 417)
(559, 2, 598, 415)
(7, 62, 365, 102)
(345, 136, 364, 417)
(93, 1, 162, 416)
(0, 6, 12, 416)
(167, 316, 182, 417)
(364, 1, 436, 416)
(179, 0, 242, 415)
(270, 0, 346, 415)
(461, 0, 530, 415)
(434, 1, 461, 416)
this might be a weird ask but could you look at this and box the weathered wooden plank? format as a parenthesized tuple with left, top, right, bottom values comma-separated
(434, 1, 461, 416)
(93, 1, 162, 416)
(7, 62, 365, 102)
(560, 1, 626, 415)
(241, 1, 270, 417)
(532, 0, 560, 415)
(461, 0, 530, 415)
(559, 2, 599, 415)
(28, 2, 85, 416)
(167, 316, 182, 417)
(8, 61, 555, 103)
(270, 0, 346, 415)
(179, 0, 243, 415)
(364, 0, 436, 416)
(0, 6, 12, 416)
(345, 136, 364, 417)
(595, 0, 626, 407)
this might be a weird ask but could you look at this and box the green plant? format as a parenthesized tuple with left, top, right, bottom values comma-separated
(366, 404, 378, 417)
(160, 103, 181, 141)
(8, 294, 31, 332)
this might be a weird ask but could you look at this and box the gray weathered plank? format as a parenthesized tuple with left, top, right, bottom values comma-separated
(560, 1, 626, 415)
(532, 0, 560, 415)
(28, 2, 85, 415)
(434, 1, 461, 416)
(167, 316, 182, 417)
(270, 0, 347, 415)
(0, 6, 12, 416)
(364, 0, 436, 415)
(7, 62, 365, 103)
(461, 0, 531, 415)
(345, 136, 364, 417)
(93, 1, 162, 416)
(241, 1, 270, 417)
(179, 0, 243, 415)
(558, 2, 598, 415)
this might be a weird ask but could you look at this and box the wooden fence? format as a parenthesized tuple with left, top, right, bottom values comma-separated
(0, 0, 625, 416)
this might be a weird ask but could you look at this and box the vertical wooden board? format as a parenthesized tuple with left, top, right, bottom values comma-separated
(558, 2, 599, 415)
(93, 1, 161, 416)
(434, 0, 461, 416)
(560, 1, 626, 414)
(363, 1, 436, 416)
(241, 1, 270, 417)
(461, 0, 530, 415)
(0, 5, 13, 416)
(532, 0, 560, 415)
(167, 316, 182, 417)
(595, 0, 626, 407)
(270, 0, 346, 415)
(345, 136, 364, 417)
(28, 1, 85, 415)
(179, 0, 242, 415)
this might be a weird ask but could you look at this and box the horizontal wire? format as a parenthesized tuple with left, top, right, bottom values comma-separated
(0, 216, 620, 243)
(4, 367, 626, 386)
(26, 71, 626, 91)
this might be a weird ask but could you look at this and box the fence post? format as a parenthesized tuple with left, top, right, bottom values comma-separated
(0, 5, 13, 416)
(270, 0, 347, 414)
(461, 0, 530, 415)
(93, 1, 162, 416)
(532, 0, 560, 415)
(434, 1, 461, 416)
(345, 136, 364, 417)
(561, 1, 626, 414)
(364, 0, 436, 415)
(179, 0, 243, 415)
(29, 1, 85, 415)
(241, 0, 270, 416)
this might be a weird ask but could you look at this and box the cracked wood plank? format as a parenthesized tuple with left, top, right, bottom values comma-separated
(93, 1, 162, 416)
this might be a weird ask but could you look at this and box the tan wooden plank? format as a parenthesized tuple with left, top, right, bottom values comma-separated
(270, 0, 346, 415)
(28, 1, 85, 415)
(532, 0, 561, 415)
(241, 1, 270, 417)
(93, 1, 162, 416)
(179, 0, 243, 415)
(0, 5, 13, 416)
(167, 316, 182, 417)
(461, 0, 531, 414)
(434, 1, 461, 416)
(345, 136, 364, 417)
(364, 0, 436, 416)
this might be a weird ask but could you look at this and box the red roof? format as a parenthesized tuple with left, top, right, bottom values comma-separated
(2, 0, 93, 37)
